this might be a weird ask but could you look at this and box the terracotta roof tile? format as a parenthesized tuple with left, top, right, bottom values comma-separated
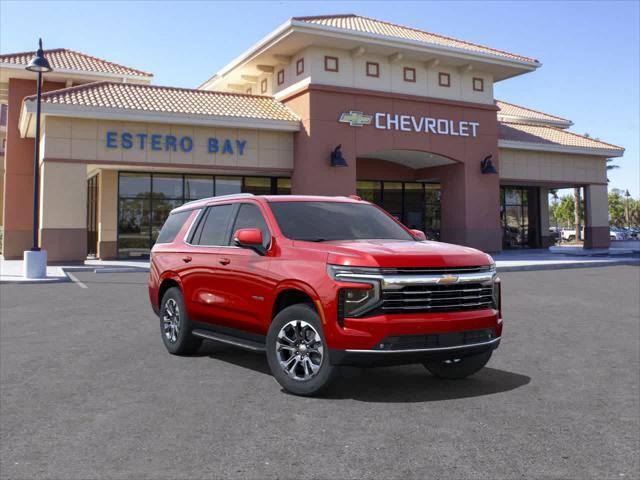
(293, 14, 538, 64)
(497, 100, 571, 126)
(0, 48, 152, 78)
(27, 82, 299, 122)
(499, 122, 623, 153)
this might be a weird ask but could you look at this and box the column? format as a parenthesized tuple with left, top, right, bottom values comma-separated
(539, 187, 552, 247)
(584, 184, 610, 249)
(98, 170, 118, 259)
(39, 161, 87, 262)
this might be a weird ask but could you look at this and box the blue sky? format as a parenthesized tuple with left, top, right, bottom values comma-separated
(1, 0, 638, 197)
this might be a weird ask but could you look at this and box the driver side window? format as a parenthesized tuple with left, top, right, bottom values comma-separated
(232, 203, 271, 248)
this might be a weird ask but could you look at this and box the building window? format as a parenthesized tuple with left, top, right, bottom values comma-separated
(296, 58, 304, 75)
(324, 56, 339, 72)
(403, 67, 416, 82)
(245, 87, 252, 94)
(277, 69, 284, 85)
(473, 77, 484, 92)
(117, 173, 291, 258)
(438, 72, 450, 87)
(366, 62, 380, 78)
(367, 62, 380, 78)
(260, 78, 268, 94)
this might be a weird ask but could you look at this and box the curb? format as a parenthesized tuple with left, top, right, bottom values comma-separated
(496, 259, 640, 272)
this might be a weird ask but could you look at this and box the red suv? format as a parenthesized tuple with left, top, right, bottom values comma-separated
(149, 194, 502, 396)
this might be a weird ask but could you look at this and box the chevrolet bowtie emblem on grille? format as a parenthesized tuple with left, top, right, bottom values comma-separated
(338, 111, 373, 127)
(437, 275, 459, 285)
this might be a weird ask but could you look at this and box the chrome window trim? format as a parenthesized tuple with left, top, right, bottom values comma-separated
(344, 336, 500, 353)
(182, 205, 242, 249)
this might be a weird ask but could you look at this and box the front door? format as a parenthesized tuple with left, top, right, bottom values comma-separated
(87, 175, 99, 257)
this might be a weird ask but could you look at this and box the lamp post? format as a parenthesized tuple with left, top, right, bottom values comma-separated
(625, 189, 631, 230)
(23, 39, 52, 279)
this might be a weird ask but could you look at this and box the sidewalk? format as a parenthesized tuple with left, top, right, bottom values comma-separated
(1, 249, 638, 284)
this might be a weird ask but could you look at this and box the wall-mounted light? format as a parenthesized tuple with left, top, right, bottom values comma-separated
(330, 144, 348, 167)
(480, 155, 497, 174)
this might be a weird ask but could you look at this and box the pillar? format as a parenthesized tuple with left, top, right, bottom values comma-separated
(2, 78, 65, 259)
(39, 161, 87, 262)
(98, 170, 118, 259)
(539, 187, 552, 247)
(584, 184, 610, 249)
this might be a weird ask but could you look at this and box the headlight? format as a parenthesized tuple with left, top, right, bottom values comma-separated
(328, 265, 382, 324)
(486, 254, 496, 272)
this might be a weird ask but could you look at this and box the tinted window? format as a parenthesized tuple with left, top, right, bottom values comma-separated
(193, 205, 234, 246)
(269, 201, 413, 242)
(232, 204, 271, 248)
(155, 210, 191, 244)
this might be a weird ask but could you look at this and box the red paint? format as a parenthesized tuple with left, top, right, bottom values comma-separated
(149, 195, 501, 353)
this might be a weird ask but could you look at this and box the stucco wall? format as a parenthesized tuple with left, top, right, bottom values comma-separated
(273, 46, 494, 105)
(499, 148, 607, 184)
(41, 117, 294, 171)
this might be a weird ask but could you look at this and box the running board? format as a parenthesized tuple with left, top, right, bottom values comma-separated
(192, 329, 265, 352)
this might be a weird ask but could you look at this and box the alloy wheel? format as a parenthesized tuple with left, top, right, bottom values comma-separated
(163, 298, 180, 343)
(275, 320, 324, 381)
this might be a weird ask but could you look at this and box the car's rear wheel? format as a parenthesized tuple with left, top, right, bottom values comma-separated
(159, 287, 202, 355)
(266, 304, 337, 396)
(423, 350, 492, 379)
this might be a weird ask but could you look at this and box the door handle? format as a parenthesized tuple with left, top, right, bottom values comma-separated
(182, 256, 192, 263)
(219, 257, 231, 265)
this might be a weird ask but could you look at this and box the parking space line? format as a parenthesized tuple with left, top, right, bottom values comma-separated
(66, 272, 88, 289)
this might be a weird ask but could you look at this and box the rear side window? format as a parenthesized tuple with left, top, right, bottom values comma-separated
(232, 203, 271, 248)
(191, 204, 234, 246)
(155, 210, 191, 244)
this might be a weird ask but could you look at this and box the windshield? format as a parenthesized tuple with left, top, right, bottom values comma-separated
(268, 201, 414, 242)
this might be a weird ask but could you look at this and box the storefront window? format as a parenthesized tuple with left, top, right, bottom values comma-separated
(277, 178, 291, 195)
(244, 177, 272, 195)
(501, 186, 538, 248)
(215, 176, 242, 196)
(185, 175, 214, 200)
(356, 181, 382, 205)
(117, 172, 290, 258)
(404, 183, 425, 230)
(382, 182, 403, 221)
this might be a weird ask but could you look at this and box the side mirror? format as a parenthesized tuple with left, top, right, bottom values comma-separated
(234, 228, 265, 254)
(410, 229, 427, 241)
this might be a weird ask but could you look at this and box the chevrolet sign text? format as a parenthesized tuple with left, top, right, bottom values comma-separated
(374, 113, 479, 137)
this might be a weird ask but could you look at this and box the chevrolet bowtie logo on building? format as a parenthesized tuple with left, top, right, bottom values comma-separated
(338, 111, 373, 127)
(437, 275, 459, 285)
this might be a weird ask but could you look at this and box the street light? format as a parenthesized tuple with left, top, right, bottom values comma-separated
(23, 39, 52, 279)
(625, 189, 631, 229)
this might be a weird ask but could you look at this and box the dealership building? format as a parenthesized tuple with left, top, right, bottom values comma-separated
(0, 14, 624, 261)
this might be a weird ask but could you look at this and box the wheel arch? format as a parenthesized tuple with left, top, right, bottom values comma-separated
(158, 273, 183, 309)
(271, 281, 322, 322)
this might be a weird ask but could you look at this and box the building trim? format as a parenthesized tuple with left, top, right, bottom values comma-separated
(19, 101, 301, 138)
(499, 178, 608, 187)
(497, 114, 573, 129)
(498, 139, 623, 158)
(277, 82, 500, 111)
(42, 157, 294, 174)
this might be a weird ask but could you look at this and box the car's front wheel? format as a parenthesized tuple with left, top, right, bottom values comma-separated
(266, 304, 337, 396)
(423, 350, 492, 379)
(159, 287, 202, 355)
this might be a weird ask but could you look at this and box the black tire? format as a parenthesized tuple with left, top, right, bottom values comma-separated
(266, 304, 337, 396)
(567, 235, 575, 242)
(423, 350, 492, 379)
(159, 287, 202, 355)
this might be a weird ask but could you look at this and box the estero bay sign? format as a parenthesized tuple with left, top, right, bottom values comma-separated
(105, 131, 248, 155)
(339, 111, 480, 137)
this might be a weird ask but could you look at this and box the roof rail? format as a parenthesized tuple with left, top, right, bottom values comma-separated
(180, 193, 255, 207)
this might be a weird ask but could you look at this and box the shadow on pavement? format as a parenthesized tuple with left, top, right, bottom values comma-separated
(197, 340, 531, 403)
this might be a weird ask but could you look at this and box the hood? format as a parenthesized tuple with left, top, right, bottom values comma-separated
(293, 239, 492, 268)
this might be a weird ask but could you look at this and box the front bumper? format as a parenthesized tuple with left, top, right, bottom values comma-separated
(329, 336, 500, 366)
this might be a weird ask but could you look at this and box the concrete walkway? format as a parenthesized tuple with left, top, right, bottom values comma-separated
(1, 249, 638, 284)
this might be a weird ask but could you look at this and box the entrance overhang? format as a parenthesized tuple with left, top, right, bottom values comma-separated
(358, 149, 457, 170)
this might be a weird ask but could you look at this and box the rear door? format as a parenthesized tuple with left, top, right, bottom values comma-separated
(178, 203, 237, 326)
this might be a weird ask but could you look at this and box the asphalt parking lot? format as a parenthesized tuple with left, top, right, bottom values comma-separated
(1, 266, 639, 479)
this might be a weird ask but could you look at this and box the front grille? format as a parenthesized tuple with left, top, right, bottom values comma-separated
(379, 266, 491, 275)
(373, 328, 496, 351)
(380, 283, 494, 314)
